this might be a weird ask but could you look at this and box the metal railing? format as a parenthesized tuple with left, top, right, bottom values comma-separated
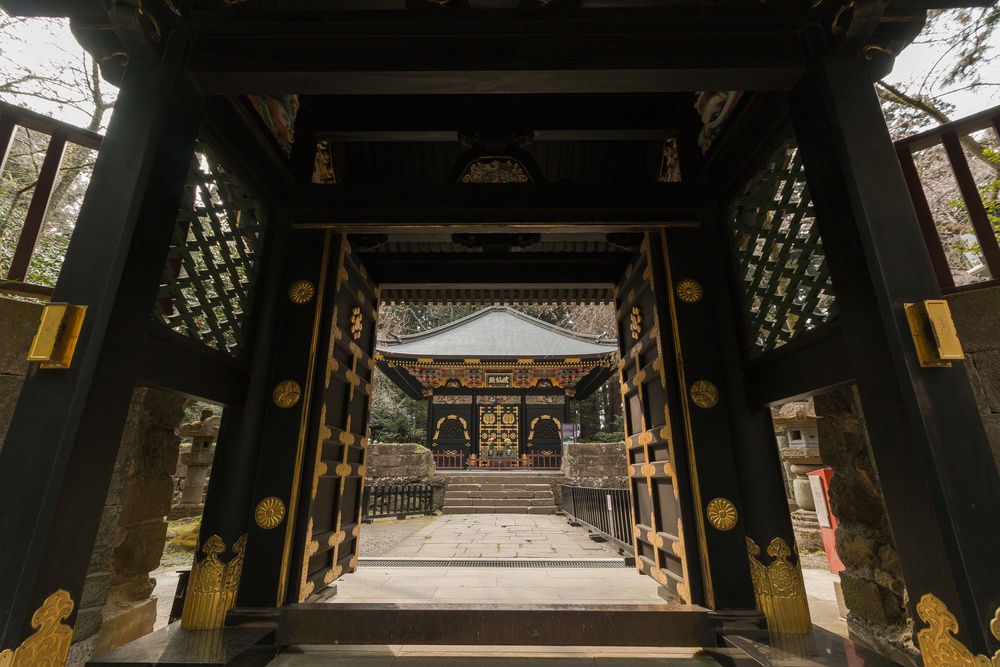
(361, 483, 436, 520)
(895, 105, 1000, 294)
(432, 451, 465, 470)
(1, 101, 103, 300)
(561, 484, 634, 552)
(527, 451, 562, 470)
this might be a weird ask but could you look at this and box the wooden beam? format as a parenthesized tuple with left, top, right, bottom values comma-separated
(302, 93, 687, 136)
(361, 252, 630, 285)
(743, 323, 853, 407)
(288, 182, 708, 227)
(185, 9, 807, 94)
(138, 324, 249, 407)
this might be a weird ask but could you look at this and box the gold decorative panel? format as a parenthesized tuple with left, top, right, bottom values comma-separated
(0, 590, 74, 667)
(181, 534, 247, 630)
(746, 537, 811, 634)
(478, 405, 519, 455)
(916, 593, 1000, 667)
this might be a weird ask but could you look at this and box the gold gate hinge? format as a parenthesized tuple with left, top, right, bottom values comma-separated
(904, 300, 964, 368)
(27, 303, 87, 369)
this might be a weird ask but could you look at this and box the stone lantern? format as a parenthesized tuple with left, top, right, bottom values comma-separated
(176, 409, 221, 509)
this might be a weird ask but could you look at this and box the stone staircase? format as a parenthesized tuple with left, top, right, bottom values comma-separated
(441, 472, 564, 514)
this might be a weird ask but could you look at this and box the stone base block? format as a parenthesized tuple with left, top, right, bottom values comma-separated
(92, 597, 157, 657)
(527, 506, 557, 514)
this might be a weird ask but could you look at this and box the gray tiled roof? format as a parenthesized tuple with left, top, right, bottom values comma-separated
(377, 307, 618, 359)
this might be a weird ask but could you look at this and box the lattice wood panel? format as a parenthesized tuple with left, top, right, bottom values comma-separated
(155, 141, 268, 356)
(727, 139, 837, 356)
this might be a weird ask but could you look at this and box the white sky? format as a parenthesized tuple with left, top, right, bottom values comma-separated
(0, 10, 999, 130)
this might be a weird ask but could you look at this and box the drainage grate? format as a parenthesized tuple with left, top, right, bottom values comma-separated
(358, 558, 628, 568)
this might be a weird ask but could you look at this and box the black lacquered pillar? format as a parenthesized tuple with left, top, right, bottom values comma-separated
(0, 38, 203, 651)
(790, 53, 1000, 658)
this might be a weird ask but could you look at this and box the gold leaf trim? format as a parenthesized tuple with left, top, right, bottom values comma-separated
(0, 590, 74, 667)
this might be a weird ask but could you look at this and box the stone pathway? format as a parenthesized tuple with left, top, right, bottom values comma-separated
(378, 514, 624, 559)
(330, 513, 658, 605)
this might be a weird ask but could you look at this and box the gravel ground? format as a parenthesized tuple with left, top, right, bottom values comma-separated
(357, 514, 441, 556)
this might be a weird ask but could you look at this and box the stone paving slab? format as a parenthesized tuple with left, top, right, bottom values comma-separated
(270, 644, 736, 667)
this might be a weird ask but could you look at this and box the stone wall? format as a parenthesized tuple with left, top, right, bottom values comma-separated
(947, 285, 1000, 471)
(0, 299, 185, 665)
(366, 443, 444, 508)
(563, 442, 628, 488)
(70, 388, 186, 665)
(814, 387, 917, 667)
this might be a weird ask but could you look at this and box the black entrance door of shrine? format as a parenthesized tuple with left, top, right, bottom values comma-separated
(241, 232, 379, 605)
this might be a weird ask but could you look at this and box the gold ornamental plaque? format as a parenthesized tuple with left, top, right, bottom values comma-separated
(707, 498, 738, 531)
(272, 380, 302, 408)
(255, 497, 286, 529)
(689, 380, 719, 409)
(676, 279, 704, 303)
(288, 280, 315, 304)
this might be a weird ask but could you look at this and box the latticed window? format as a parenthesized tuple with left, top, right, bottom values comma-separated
(727, 138, 837, 356)
(155, 142, 269, 357)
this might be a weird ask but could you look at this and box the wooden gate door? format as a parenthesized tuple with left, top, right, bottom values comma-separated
(616, 234, 703, 604)
(292, 234, 379, 600)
